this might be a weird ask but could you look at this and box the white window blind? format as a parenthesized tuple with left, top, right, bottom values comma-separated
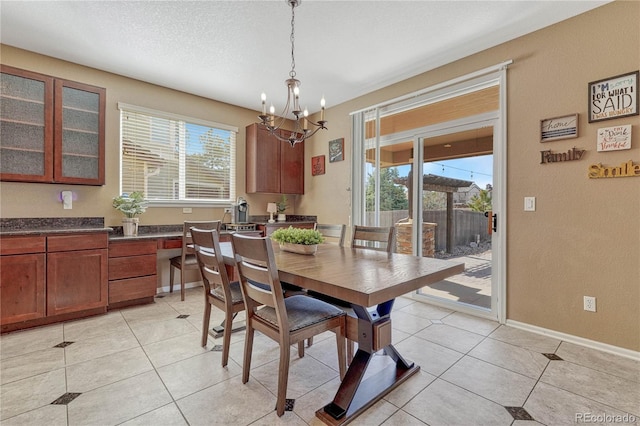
(118, 103, 236, 204)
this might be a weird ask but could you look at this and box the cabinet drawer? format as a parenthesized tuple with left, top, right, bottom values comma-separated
(108, 254, 157, 280)
(109, 240, 157, 257)
(0, 236, 46, 255)
(109, 275, 157, 304)
(48, 233, 108, 252)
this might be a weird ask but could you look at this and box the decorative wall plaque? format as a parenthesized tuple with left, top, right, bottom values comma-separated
(540, 114, 578, 142)
(596, 124, 632, 152)
(588, 71, 638, 122)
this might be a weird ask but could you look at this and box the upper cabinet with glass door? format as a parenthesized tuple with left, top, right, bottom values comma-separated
(0, 65, 105, 185)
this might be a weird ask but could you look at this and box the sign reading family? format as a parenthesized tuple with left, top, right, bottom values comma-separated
(588, 71, 638, 123)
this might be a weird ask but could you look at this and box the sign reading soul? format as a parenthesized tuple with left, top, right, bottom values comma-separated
(596, 125, 632, 152)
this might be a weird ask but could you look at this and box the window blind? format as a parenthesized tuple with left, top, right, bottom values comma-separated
(118, 103, 236, 204)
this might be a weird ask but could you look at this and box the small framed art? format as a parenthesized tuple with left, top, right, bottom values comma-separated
(540, 114, 578, 142)
(588, 71, 638, 123)
(329, 138, 344, 162)
(311, 155, 325, 176)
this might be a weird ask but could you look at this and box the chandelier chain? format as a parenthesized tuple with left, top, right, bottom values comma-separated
(289, 3, 296, 79)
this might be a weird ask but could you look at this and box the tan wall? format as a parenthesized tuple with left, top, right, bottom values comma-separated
(1, 1, 638, 351)
(0, 46, 297, 225)
(302, 1, 640, 351)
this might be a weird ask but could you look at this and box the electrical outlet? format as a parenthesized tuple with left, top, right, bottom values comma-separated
(583, 296, 596, 312)
(182, 207, 192, 214)
(224, 208, 232, 214)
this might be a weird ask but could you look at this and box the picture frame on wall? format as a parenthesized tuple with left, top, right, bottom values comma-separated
(588, 70, 638, 123)
(311, 155, 325, 176)
(540, 114, 578, 142)
(329, 138, 344, 162)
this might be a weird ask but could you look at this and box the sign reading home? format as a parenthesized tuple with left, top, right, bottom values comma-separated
(588, 160, 640, 178)
(597, 125, 632, 152)
(541, 114, 578, 142)
(588, 71, 638, 123)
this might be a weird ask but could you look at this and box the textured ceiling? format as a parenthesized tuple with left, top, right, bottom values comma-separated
(1, 1, 610, 115)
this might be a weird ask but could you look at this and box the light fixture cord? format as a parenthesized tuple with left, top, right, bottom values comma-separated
(289, 2, 296, 79)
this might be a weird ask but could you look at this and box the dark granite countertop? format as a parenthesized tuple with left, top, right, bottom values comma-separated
(0, 217, 112, 237)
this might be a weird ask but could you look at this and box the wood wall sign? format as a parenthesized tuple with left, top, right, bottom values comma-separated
(588, 160, 640, 178)
(540, 147, 586, 164)
(311, 155, 325, 176)
(540, 114, 578, 142)
(596, 124, 632, 151)
(588, 71, 638, 122)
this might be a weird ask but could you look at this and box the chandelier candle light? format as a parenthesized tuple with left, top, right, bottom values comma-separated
(258, 0, 327, 147)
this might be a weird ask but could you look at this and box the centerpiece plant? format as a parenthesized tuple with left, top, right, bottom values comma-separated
(112, 191, 148, 236)
(270, 227, 324, 254)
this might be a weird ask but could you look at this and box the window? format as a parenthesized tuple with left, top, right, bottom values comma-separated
(118, 103, 237, 205)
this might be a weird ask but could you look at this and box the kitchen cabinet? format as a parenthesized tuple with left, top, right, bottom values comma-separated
(246, 123, 304, 194)
(0, 232, 108, 331)
(108, 240, 158, 308)
(0, 236, 46, 325)
(46, 234, 108, 316)
(0, 65, 105, 185)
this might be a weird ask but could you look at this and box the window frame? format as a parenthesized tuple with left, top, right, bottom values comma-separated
(117, 102, 237, 207)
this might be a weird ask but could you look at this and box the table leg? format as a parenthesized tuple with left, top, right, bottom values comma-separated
(316, 300, 420, 425)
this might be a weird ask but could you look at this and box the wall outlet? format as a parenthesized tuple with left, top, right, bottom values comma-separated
(182, 207, 192, 214)
(224, 208, 232, 214)
(524, 196, 536, 211)
(583, 296, 596, 312)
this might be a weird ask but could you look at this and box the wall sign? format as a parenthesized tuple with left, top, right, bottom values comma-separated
(596, 124, 632, 152)
(540, 147, 586, 164)
(588, 160, 640, 178)
(311, 155, 325, 176)
(588, 71, 638, 123)
(540, 114, 578, 142)
(329, 138, 344, 162)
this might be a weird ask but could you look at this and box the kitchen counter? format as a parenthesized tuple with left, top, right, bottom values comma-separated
(0, 217, 111, 236)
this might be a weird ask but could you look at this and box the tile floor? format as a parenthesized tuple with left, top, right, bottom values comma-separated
(1, 288, 638, 426)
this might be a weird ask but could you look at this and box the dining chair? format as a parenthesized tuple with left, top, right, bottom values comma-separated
(191, 227, 242, 367)
(315, 223, 346, 246)
(351, 225, 396, 252)
(231, 234, 346, 417)
(170, 220, 221, 301)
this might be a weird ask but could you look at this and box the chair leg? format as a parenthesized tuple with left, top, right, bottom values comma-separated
(222, 309, 234, 367)
(347, 340, 355, 365)
(297, 341, 304, 358)
(242, 324, 254, 384)
(169, 265, 175, 293)
(276, 339, 292, 416)
(307, 337, 313, 347)
(336, 325, 346, 380)
(201, 302, 211, 347)
(180, 270, 186, 301)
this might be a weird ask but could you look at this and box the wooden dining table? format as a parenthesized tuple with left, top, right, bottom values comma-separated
(219, 241, 464, 425)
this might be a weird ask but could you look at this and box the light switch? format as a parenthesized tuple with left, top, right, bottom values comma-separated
(524, 196, 536, 211)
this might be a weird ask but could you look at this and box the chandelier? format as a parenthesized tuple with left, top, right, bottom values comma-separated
(258, 0, 327, 147)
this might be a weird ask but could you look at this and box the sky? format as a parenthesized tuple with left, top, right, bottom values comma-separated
(395, 154, 493, 190)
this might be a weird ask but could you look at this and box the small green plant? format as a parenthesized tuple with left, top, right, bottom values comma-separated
(276, 195, 288, 213)
(270, 227, 324, 245)
(112, 191, 148, 218)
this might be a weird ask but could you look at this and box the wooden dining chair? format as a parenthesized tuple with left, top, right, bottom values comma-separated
(315, 223, 346, 246)
(351, 225, 396, 252)
(191, 227, 242, 367)
(231, 234, 346, 417)
(170, 220, 221, 301)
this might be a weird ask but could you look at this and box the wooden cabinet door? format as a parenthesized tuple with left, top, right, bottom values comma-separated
(246, 123, 281, 193)
(0, 65, 54, 183)
(0, 253, 46, 324)
(280, 136, 304, 194)
(47, 248, 108, 316)
(54, 79, 106, 185)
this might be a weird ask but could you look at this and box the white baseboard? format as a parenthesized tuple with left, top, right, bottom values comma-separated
(158, 281, 202, 295)
(506, 319, 640, 361)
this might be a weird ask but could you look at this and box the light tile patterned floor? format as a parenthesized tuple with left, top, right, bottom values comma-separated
(1, 288, 638, 425)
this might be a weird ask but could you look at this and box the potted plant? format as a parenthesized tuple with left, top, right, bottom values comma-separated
(270, 226, 324, 255)
(112, 191, 148, 236)
(276, 195, 288, 222)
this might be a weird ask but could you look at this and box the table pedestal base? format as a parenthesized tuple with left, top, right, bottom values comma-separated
(315, 346, 420, 425)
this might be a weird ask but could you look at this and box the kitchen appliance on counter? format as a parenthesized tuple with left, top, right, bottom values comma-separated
(233, 197, 249, 223)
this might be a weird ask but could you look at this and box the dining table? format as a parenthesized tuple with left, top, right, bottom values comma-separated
(219, 241, 464, 425)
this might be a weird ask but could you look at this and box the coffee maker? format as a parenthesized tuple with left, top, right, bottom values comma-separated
(233, 197, 249, 223)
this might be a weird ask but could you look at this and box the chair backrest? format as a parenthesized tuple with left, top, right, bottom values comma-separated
(231, 234, 288, 327)
(191, 228, 231, 299)
(316, 223, 346, 247)
(182, 220, 221, 258)
(351, 225, 395, 252)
